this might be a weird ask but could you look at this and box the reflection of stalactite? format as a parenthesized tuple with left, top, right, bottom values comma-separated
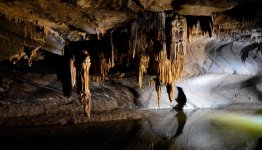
(138, 55, 150, 88)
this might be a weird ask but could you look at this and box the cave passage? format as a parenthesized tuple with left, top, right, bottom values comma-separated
(1, 1, 262, 149)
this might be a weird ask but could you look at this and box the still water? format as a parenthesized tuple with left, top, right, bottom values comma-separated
(0, 109, 262, 150)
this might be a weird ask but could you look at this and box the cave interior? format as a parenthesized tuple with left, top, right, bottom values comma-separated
(1, 0, 262, 149)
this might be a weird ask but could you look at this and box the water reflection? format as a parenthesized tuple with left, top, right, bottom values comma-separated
(0, 109, 261, 150)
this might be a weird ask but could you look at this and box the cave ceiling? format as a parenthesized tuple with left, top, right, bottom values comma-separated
(0, 0, 261, 58)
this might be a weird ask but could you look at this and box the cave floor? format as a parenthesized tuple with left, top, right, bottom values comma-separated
(1, 56, 262, 150)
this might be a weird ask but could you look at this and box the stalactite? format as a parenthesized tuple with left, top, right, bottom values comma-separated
(166, 83, 174, 103)
(170, 15, 187, 81)
(148, 78, 154, 87)
(9, 49, 26, 64)
(76, 51, 91, 118)
(154, 14, 187, 103)
(130, 22, 138, 58)
(157, 49, 173, 85)
(27, 46, 40, 67)
(138, 55, 150, 88)
(156, 12, 166, 43)
(111, 36, 116, 68)
(186, 16, 213, 40)
(99, 55, 114, 81)
(209, 19, 213, 37)
(155, 49, 174, 102)
(155, 77, 161, 108)
(92, 75, 103, 85)
(193, 21, 201, 36)
(9, 46, 40, 67)
(83, 55, 91, 118)
(24, 24, 27, 45)
(260, 42, 262, 55)
(70, 57, 76, 87)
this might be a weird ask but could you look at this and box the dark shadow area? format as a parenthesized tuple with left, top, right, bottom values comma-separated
(239, 75, 262, 102)
(240, 43, 259, 62)
(171, 0, 187, 11)
(60, 0, 77, 5)
(224, 0, 262, 25)
(0, 51, 71, 97)
(152, 109, 187, 150)
(132, 0, 145, 9)
(0, 109, 260, 150)
(256, 136, 262, 150)
(186, 15, 213, 38)
(40, 50, 72, 97)
(0, 120, 142, 150)
(111, 80, 140, 106)
(175, 87, 187, 109)
(173, 109, 187, 138)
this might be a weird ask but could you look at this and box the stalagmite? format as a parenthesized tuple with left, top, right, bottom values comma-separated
(138, 55, 150, 88)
